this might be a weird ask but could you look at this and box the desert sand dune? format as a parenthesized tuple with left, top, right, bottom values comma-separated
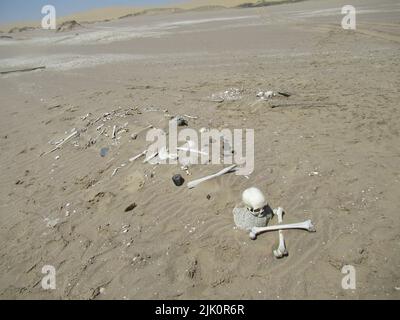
(0, 0, 285, 32)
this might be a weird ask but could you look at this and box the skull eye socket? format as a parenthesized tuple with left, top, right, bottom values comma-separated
(248, 207, 264, 215)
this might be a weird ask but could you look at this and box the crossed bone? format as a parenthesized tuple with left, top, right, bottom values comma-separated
(249, 219, 316, 240)
(272, 208, 288, 259)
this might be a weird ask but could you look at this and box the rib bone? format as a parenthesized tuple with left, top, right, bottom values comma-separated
(249, 220, 316, 240)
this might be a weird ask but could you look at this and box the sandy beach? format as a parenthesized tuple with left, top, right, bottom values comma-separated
(0, 0, 399, 299)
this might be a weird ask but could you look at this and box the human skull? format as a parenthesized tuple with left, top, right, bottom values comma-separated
(242, 187, 267, 214)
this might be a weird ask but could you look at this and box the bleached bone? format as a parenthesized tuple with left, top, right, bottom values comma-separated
(129, 150, 147, 162)
(274, 231, 288, 259)
(273, 207, 283, 222)
(177, 147, 208, 156)
(177, 140, 208, 156)
(93, 112, 111, 124)
(257, 91, 276, 100)
(41, 130, 79, 156)
(187, 164, 237, 189)
(181, 166, 191, 176)
(242, 188, 266, 212)
(272, 207, 288, 259)
(116, 128, 128, 136)
(143, 151, 158, 163)
(183, 114, 198, 119)
(249, 220, 316, 240)
(112, 125, 117, 139)
(111, 167, 119, 177)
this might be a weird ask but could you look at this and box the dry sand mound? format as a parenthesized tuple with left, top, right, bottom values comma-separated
(56, 20, 83, 33)
(8, 26, 35, 33)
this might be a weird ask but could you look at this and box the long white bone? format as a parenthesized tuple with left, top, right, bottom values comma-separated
(129, 150, 147, 162)
(274, 232, 288, 258)
(249, 220, 316, 240)
(177, 141, 208, 156)
(273, 207, 288, 259)
(187, 164, 237, 189)
(41, 130, 79, 156)
(177, 147, 208, 156)
(143, 151, 158, 163)
(183, 114, 198, 119)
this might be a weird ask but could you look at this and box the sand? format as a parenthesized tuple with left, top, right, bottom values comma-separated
(0, 0, 399, 299)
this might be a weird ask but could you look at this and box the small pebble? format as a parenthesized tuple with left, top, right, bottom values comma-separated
(172, 174, 185, 187)
(175, 116, 188, 127)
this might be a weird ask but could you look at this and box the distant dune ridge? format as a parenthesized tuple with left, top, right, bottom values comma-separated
(56, 20, 83, 33)
(0, 0, 295, 32)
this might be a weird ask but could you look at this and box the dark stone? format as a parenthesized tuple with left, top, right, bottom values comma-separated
(175, 116, 188, 127)
(206, 194, 211, 200)
(125, 203, 137, 212)
(172, 174, 185, 187)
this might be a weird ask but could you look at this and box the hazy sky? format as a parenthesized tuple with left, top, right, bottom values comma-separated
(0, 0, 177, 23)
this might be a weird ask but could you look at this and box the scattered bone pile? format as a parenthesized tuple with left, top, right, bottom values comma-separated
(42, 106, 142, 157)
(41, 88, 312, 261)
(210, 87, 243, 102)
(41, 106, 237, 186)
(210, 88, 291, 104)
